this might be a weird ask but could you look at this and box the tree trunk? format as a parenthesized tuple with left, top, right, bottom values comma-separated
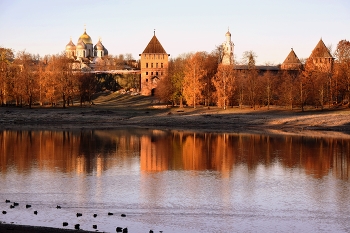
(179, 96, 183, 108)
(62, 93, 66, 108)
(28, 95, 32, 109)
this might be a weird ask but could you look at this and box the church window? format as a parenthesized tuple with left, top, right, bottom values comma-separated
(161, 72, 163, 75)
(156, 72, 158, 76)
(83, 50, 85, 57)
(161, 63, 163, 68)
(146, 72, 148, 75)
(151, 72, 153, 75)
(146, 79, 148, 82)
(100, 51, 102, 57)
(146, 63, 148, 68)
(151, 63, 153, 68)
(156, 63, 158, 68)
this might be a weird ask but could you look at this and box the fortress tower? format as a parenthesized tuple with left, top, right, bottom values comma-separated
(281, 48, 302, 70)
(307, 38, 334, 72)
(139, 31, 169, 96)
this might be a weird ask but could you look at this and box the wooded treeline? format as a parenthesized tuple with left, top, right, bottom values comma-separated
(0, 50, 137, 108)
(1, 39, 350, 110)
(156, 40, 350, 111)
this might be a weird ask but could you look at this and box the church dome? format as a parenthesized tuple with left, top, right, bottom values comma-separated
(94, 39, 104, 50)
(79, 29, 93, 44)
(76, 39, 87, 49)
(66, 38, 76, 50)
(225, 30, 231, 36)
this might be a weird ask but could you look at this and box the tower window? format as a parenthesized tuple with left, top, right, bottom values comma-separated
(156, 72, 158, 76)
(161, 63, 163, 68)
(156, 63, 158, 68)
(146, 72, 148, 75)
(146, 63, 148, 68)
(151, 72, 153, 75)
(146, 79, 148, 82)
(151, 63, 153, 68)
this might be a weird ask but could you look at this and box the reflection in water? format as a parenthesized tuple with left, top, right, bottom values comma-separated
(0, 129, 142, 175)
(141, 131, 350, 180)
(0, 129, 349, 180)
(1, 129, 350, 232)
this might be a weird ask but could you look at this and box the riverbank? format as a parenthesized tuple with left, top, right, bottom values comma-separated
(1, 94, 350, 138)
(0, 223, 99, 233)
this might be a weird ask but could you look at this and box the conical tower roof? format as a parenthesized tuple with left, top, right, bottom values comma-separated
(142, 33, 167, 54)
(310, 39, 333, 58)
(282, 48, 301, 64)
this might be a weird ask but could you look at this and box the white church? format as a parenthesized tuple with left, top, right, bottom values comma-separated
(65, 27, 111, 70)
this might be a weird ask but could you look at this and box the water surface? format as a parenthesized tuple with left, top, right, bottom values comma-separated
(0, 129, 349, 232)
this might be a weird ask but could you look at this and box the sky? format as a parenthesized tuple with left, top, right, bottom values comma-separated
(0, 0, 349, 65)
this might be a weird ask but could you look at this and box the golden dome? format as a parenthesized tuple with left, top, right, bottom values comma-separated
(66, 38, 76, 50)
(76, 39, 87, 49)
(79, 29, 93, 44)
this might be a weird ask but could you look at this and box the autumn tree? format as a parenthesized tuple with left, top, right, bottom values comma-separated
(243, 51, 258, 109)
(183, 52, 207, 108)
(278, 70, 299, 110)
(77, 72, 97, 106)
(334, 40, 350, 104)
(235, 71, 246, 109)
(155, 55, 188, 106)
(213, 64, 235, 109)
(45, 54, 76, 108)
(154, 73, 175, 105)
(203, 51, 220, 106)
(258, 70, 276, 109)
(0, 47, 14, 105)
(14, 51, 40, 108)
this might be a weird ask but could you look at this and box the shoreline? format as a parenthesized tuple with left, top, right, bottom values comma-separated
(0, 223, 99, 233)
(1, 104, 350, 139)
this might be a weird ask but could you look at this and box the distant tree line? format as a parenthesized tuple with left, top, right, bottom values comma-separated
(1, 39, 350, 111)
(0, 49, 139, 108)
(155, 40, 350, 111)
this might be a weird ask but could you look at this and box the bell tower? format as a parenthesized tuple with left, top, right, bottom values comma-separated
(222, 28, 234, 65)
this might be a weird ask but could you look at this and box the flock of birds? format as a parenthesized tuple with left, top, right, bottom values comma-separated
(2, 199, 162, 233)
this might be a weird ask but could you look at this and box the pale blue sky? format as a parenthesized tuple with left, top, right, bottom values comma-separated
(0, 0, 349, 65)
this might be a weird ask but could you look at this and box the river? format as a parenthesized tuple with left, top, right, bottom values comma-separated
(0, 129, 349, 232)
